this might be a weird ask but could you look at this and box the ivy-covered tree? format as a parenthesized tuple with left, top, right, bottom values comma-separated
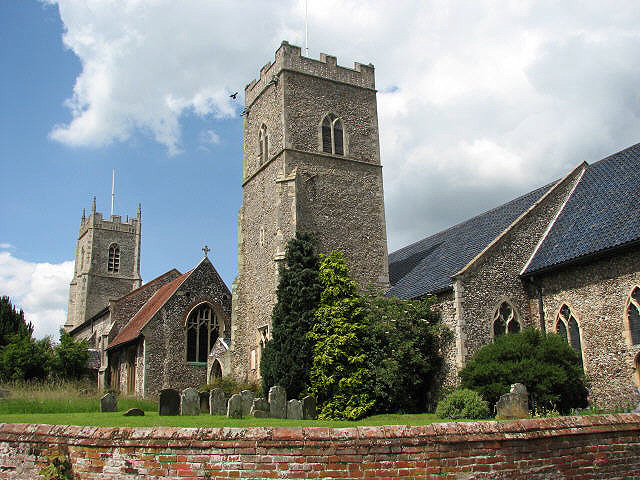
(260, 232, 321, 399)
(308, 251, 374, 420)
(53, 330, 89, 380)
(0, 296, 33, 347)
(365, 295, 452, 414)
(459, 328, 588, 414)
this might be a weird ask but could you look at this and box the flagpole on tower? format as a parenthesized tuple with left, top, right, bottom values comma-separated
(305, 0, 309, 56)
(111, 169, 115, 217)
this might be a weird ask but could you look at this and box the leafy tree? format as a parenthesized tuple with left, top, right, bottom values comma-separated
(53, 330, 89, 380)
(365, 295, 452, 414)
(459, 328, 588, 414)
(0, 335, 52, 381)
(0, 296, 33, 347)
(436, 388, 489, 419)
(260, 232, 322, 399)
(308, 251, 374, 420)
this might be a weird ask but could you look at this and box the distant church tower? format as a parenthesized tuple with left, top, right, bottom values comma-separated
(65, 198, 142, 331)
(230, 41, 390, 380)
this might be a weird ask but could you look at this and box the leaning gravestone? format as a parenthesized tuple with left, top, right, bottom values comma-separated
(269, 386, 286, 419)
(159, 388, 180, 416)
(302, 395, 317, 420)
(496, 383, 529, 418)
(123, 408, 144, 416)
(241, 390, 255, 416)
(210, 388, 227, 416)
(287, 399, 303, 420)
(250, 398, 270, 418)
(227, 393, 243, 419)
(100, 392, 117, 413)
(181, 387, 200, 416)
(199, 392, 210, 414)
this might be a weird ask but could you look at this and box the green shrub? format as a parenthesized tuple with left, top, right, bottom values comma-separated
(435, 388, 489, 419)
(459, 328, 588, 414)
(199, 376, 260, 397)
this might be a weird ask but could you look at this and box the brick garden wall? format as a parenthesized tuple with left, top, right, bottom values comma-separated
(1, 414, 639, 479)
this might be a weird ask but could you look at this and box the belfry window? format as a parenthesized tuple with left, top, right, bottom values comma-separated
(258, 124, 268, 164)
(627, 286, 640, 345)
(493, 301, 520, 338)
(108, 244, 120, 273)
(321, 114, 344, 156)
(557, 304, 583, 362)
(186, 304, 219, 363)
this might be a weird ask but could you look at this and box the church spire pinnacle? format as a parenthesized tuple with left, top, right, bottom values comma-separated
(81, 208, 86, 223)
(137, 203, 142, 219)
(91, 196, 96, 215)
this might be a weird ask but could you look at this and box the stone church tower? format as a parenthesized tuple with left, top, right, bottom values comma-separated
(65, 197, 142, 331)
(230, 41, 390, 381)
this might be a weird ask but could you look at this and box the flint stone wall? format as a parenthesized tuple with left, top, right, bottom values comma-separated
(0, 414, 639, 479)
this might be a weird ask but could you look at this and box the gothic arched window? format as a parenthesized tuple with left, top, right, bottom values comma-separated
(627, 286, 640, 345)
(258, 124, 268, 164)
(321, 113, 344, 156)
(108, 244, 120, 273)
(557, 304, 583, 362)
(493, 301, 520, 339)
(186, 304, 219, 363)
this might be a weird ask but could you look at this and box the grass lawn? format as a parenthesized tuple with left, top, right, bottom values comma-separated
(0, 411, 444, 428)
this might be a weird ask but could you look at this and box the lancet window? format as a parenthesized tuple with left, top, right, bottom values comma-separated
(186, 304, 219, 363)
(627, 286, 640, 345)
(493, 301, 520, 338)
(557, 304, 583, 362)
(258, 124, 268, 164)
(108, 244, 120, 273)
(321, 113, 344, 155)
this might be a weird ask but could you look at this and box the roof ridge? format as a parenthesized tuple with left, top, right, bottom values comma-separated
(114, 268, 182, 303)
(588, 142, 640, 167)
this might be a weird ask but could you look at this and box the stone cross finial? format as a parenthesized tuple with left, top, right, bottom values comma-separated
(202, 245, 210, 257)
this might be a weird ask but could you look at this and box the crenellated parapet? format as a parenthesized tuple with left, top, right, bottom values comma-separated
(245, 41, 375, 106)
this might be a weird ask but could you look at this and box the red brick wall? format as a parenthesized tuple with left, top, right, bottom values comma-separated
(1, 414, 639, 479)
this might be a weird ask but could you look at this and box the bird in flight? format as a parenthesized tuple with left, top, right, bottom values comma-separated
(230, 92, 238, 99)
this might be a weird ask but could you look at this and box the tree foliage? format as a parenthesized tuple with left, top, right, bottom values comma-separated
(260, 232, 322, 399)
(0, 335, 53, 381)
(459, 328, 588, 414)
(52, 330, 90, 380)
(365, 295, 452, 414)
(308, 252, 374, 420)
(0, 296, 33, 347)
(435, 388, 489, 419)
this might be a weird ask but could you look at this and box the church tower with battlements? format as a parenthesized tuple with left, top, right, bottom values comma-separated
(230, 41, 390, 381)
(65, 198, 142, 331)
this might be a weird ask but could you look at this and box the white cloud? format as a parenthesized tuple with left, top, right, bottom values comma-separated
(0, 244, 12, 250)
(0, 252, 74, 340)
(200, 129, 221, 146)
(44, 0, 640, 249)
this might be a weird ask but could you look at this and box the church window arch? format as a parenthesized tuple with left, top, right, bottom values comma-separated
(492, 301, 520, 339)
(108, 244, 120, 273)
(556, 304, 583, 362)
(258, 124, 268, 164)
(626, 286, 640, 345)
(321, 113, 345, 156)
(185, 303, 220, 363)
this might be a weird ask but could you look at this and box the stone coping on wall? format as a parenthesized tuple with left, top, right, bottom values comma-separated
(1, 413, 638, 447)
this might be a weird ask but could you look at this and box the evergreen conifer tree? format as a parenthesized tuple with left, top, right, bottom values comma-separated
(260, 232, 321, 398)
(0, 296, 33, 347)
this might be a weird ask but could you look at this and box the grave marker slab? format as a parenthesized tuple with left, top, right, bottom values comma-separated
(100, 392, 117, 413)
(159, 389, 180, 416)
(181, 387, 200, 416)
(269, 386, 286, 419)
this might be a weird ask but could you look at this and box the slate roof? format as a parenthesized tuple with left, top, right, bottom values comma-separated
(107, 269, 191, 350)
(523, 143, 640, 275)
(387, 182, 554, 299)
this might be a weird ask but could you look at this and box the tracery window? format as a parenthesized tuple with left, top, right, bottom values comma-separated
(627, 286, 640, 345)
(493, 301, 520, 338)
(557, 304, 583, 361)
(186, 304, 219, 363)
(108, 244, 120, 273)
(258, 124, 268, 164)
(321, 113, 344, 155)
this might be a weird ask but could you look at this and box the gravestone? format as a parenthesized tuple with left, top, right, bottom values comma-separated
(210, 388, 227, 416)
(200, 392, 210, 414)
(496, 383, 529, 418)
(181, 387, 200, 415)
(241, 390, 255, 416)
(227, 393, 243, 419)
(250, 398, 270, 417)
(287, 399, 303, 420)
(123, 408, 144, 416)
(0, 388, 11, 399)
(302, 395, 317, 420)
(269, 386, 286, 419)
(159, 389, 180, 416)
(100, 392, 117, 413)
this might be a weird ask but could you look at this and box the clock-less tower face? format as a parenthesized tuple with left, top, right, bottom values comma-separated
(231, 41, 389, 381)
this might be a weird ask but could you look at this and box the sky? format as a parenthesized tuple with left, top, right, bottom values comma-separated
(1, 0, 639, 340)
